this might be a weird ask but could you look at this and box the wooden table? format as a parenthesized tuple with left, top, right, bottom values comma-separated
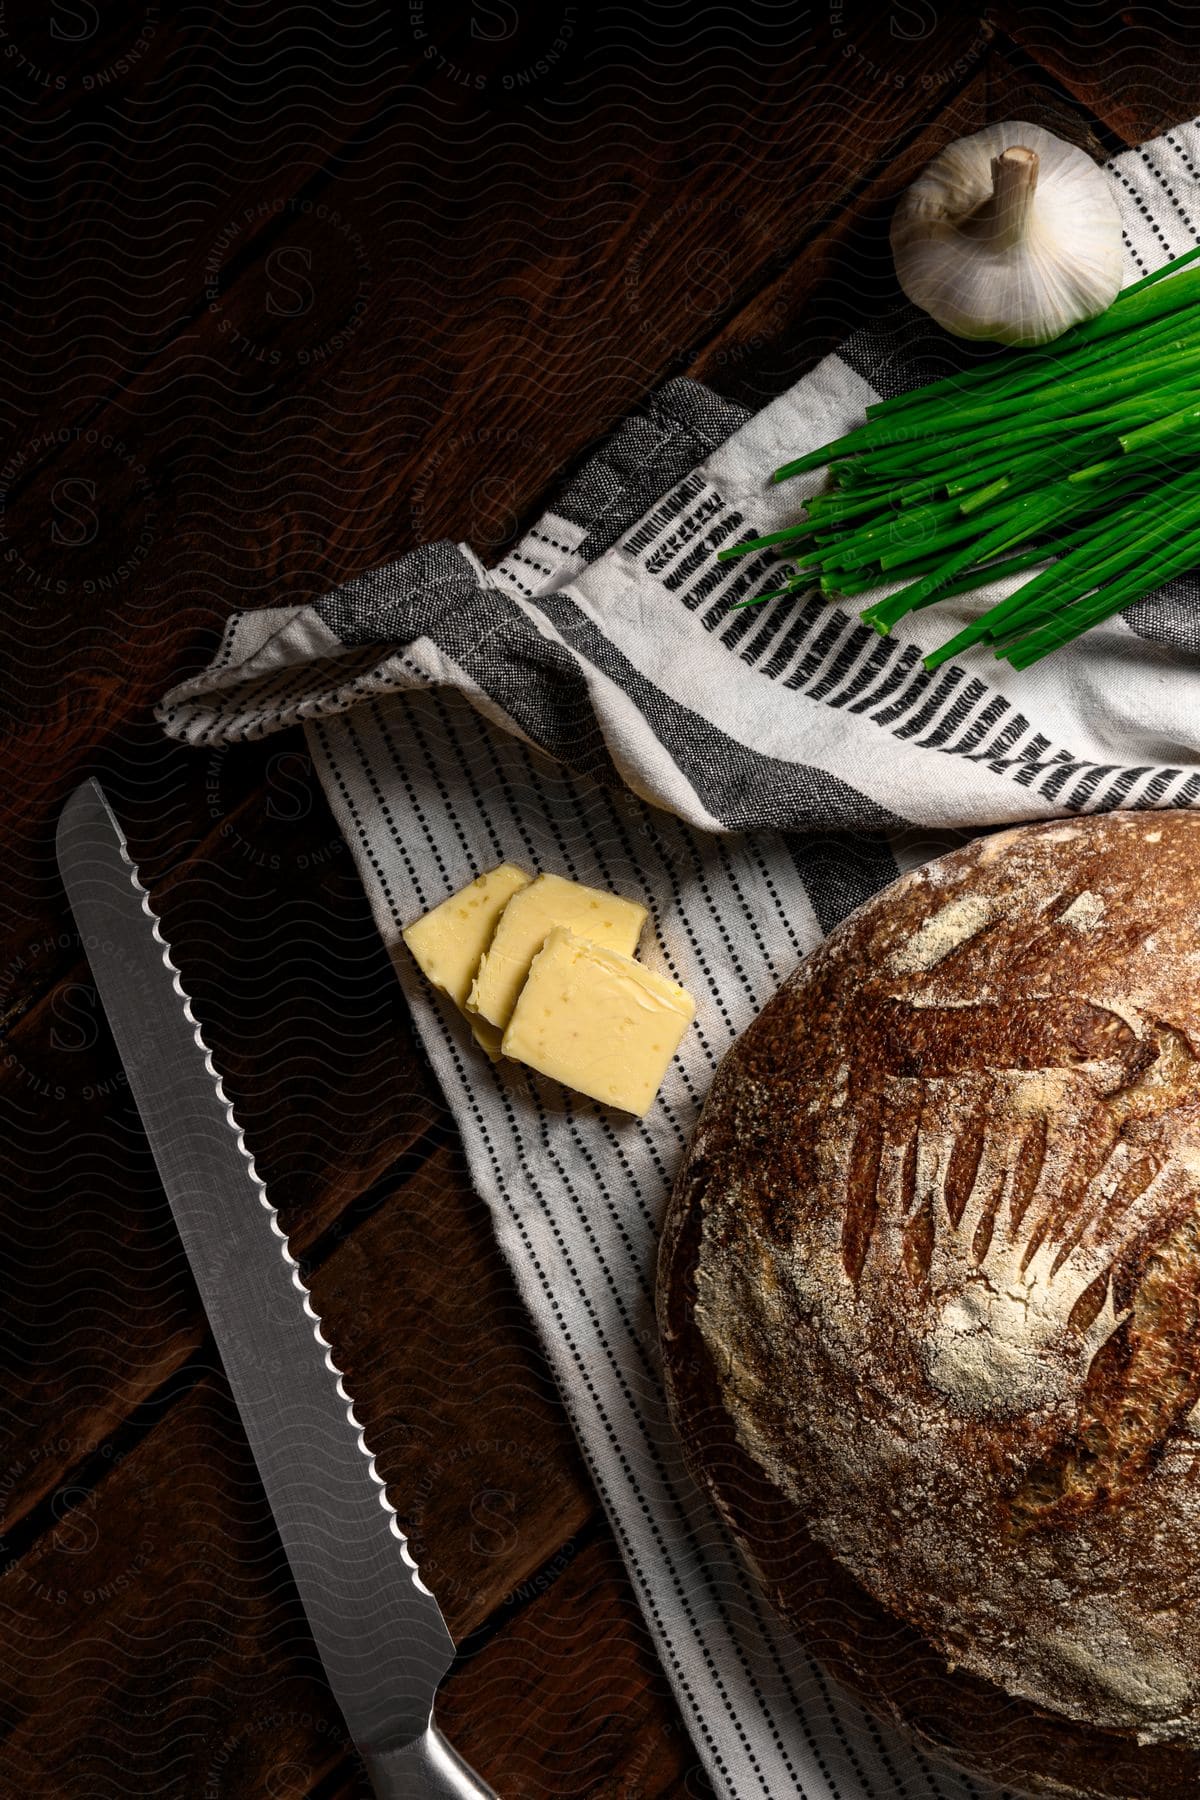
(3, 6, 1199, 1794)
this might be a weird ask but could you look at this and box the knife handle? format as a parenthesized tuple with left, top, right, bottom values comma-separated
(362, 1719, 499, 1799)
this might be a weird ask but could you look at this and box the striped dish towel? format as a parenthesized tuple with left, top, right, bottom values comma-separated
(158, 121, 1200, 1800)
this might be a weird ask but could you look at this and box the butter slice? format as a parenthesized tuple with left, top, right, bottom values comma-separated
(402, 863, 532, 1058)
(467, 872, 647, 1031)
(501, 927, 694, 1116)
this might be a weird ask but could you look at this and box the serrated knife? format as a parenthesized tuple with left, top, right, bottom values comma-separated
(56, 779, 497, 1800)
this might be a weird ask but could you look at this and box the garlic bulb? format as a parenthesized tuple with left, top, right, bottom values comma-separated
(890, 122, 1123, 347)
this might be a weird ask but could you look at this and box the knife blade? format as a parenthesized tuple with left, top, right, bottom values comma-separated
(56, 779, 498, 1800)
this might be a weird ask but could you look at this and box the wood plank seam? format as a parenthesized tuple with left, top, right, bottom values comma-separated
(0, 1350, 210, 1573)
(444, 1513, 605, 1674)
(0, 1119, 457, 1543)
(0, 22, 1000, 536)
(675, 35, 1139, 409)
(0, 1110, 456, 1486)
(0, 51, 447, 514)
(988, 23, 1134, 150)
(3, 761, 373, 1044)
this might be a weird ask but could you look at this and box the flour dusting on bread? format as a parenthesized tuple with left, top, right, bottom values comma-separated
(1060, 889, 1106, 930)
(671, 811, 1200, 1774)
(888, 893, 997, 972)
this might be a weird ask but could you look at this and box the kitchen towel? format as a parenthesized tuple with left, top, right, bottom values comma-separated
(157, 120, 1200, 1800)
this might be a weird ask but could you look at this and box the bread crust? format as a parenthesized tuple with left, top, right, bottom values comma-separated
(658, 813, 1200, 1799)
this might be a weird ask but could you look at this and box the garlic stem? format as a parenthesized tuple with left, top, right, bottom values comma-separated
(966, 147, 1039, 251)
(890, 122, 1122, 344)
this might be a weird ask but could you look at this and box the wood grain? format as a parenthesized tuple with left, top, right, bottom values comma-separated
(690, 54, 1115, 406)
(0, 1366, 702, 1797)
(992, 3, 1200, 143)
(0, 7, 1189, 1795)
(434, 1534, 717, 1800)
(0, 1126, 600, 1794)
(0, 757, 443, 1532)
(0, 6, 405, 457)
(0, 8, 991, 1001)
(0, 1377, 358, 1798)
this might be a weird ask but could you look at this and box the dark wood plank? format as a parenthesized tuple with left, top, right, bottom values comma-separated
(439, 1534, 717, 1800)
(689, 49, 1114, 408)
(0, 1137, 594, 1793)
(323, 1534, 717, 1800)
(303, 1139, 594, 1642)
(0, 1365, 698, 1798)
(0, 5, 419, 456)
(0, 9, 993, 1013)
(992, 3, 1200, 143)
(688, 72, 994, 407)
(0, 1377, 356, 1797)
(3, 10, 1174, 1797)
(0, 756, 444, 1532)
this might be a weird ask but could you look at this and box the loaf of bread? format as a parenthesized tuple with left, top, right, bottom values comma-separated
(657, 813, 1200, 1799)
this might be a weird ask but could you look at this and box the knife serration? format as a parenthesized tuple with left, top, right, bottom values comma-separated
(55, 779, 459, 1761)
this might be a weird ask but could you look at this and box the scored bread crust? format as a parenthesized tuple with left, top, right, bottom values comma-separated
(657, 813, 1200, 1799)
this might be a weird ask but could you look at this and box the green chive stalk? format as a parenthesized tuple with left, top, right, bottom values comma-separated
(721, 249, 1200, 666)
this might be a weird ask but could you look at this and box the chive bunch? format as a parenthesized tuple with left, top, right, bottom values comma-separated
(718, 247, 1200, 670)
